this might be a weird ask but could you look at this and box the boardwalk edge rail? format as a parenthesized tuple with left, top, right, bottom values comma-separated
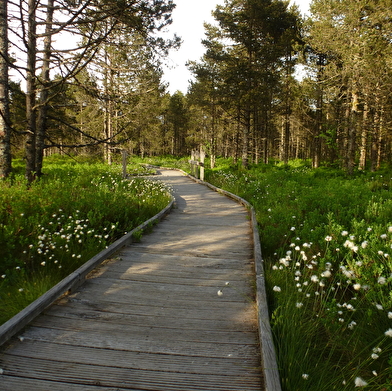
(0, 195, 175, 348)
(180, 170, 282, 391)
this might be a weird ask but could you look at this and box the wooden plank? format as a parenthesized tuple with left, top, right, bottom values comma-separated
(38, 305, 257, 332)
(0, 376, 128, 391)
(3, 340, 261, 376)
(1, 355, 262, 391)
(56, 296, 257, 324)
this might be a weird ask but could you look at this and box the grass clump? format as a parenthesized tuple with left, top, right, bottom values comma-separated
(0, 156, 171, 324)
(201, 160, 392, 391)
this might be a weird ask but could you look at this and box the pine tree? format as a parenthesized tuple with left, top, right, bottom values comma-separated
(0, 0, 11, 177)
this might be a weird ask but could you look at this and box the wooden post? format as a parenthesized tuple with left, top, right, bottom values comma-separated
(122, 150, 128, 179)
(190, 150, 195, 177)
(200, 146, 205, 181)
(194, 150, 200, 179)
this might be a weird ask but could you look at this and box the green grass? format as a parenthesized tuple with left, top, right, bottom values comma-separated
(151, 156, 392, 390)
(0, 156, 171, 324)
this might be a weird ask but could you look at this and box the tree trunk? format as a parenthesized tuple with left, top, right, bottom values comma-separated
(0, 0, 12, 177)
(241, 106, 250, 169)
(210, 96, 216, 169)
(347, 91, 359, 175)
(358, 100, 369, 170)
(36, 0, 54, 177)
(312, 56, 325, 168)
(25, 0, 38, 183)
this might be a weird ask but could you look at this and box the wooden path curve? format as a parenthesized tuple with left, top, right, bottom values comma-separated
(0, 169, 273, 390)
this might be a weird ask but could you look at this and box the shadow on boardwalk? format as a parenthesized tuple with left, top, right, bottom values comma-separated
(0, 169, 264, 390)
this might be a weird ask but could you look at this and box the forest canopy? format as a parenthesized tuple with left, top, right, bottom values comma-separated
(1, 0, 392, 180)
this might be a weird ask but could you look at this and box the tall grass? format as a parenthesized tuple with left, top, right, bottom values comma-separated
(194, 159, 392, 390)
(0, 157, 171, 324)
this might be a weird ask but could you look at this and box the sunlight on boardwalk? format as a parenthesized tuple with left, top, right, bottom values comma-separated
(0, 170, 264, 390)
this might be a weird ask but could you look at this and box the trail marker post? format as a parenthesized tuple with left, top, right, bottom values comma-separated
(189, 146, 205, 181)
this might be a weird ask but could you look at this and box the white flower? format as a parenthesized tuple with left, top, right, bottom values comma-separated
(18, 288, 23, 292)
(388, 312, 392, 319)
(384, 328, 392, 337)
(341, 230, 348, 236)
(296, 302, 303, 308)
(344, 240, 354, 249)
(378, 276, 386, 285)
(388, 226, 392, 233)
(217, 290, 223, 296)
(309, 275, 318, 283)
(279, 258, 289, 267)
(321, 270, 332, 278)
(273, 286, 281, 292)
(375, 304, 383, 310)
(346, 304, 355, 311)
(348, 321, 357, 329)
(290, 227, 295, 231)
(302, 373, 309, 380)
(325, 235, 332, 242)
(354, 377, 368, 387)
(353, 283, 361, 291)
(380, 234, 387, 239)
(361, 241, 368, 248)
(371, 353, 379, 359)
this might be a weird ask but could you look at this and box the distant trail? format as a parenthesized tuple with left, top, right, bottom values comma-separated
(0, 169, 264, 390)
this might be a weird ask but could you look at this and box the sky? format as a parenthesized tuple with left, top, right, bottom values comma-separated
(162, 0, 311, 94)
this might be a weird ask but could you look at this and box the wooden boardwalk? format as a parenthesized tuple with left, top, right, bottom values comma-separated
(0, 169, 264, 390)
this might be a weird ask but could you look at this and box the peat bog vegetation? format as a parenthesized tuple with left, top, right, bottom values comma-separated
(199, 158, 392, 391)
(2, 155, 392, 390)
(0, 156, 171, 324)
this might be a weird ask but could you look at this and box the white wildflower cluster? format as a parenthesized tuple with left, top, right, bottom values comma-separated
(22, 209, 116, 274)
(271, 225, 392, 338)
